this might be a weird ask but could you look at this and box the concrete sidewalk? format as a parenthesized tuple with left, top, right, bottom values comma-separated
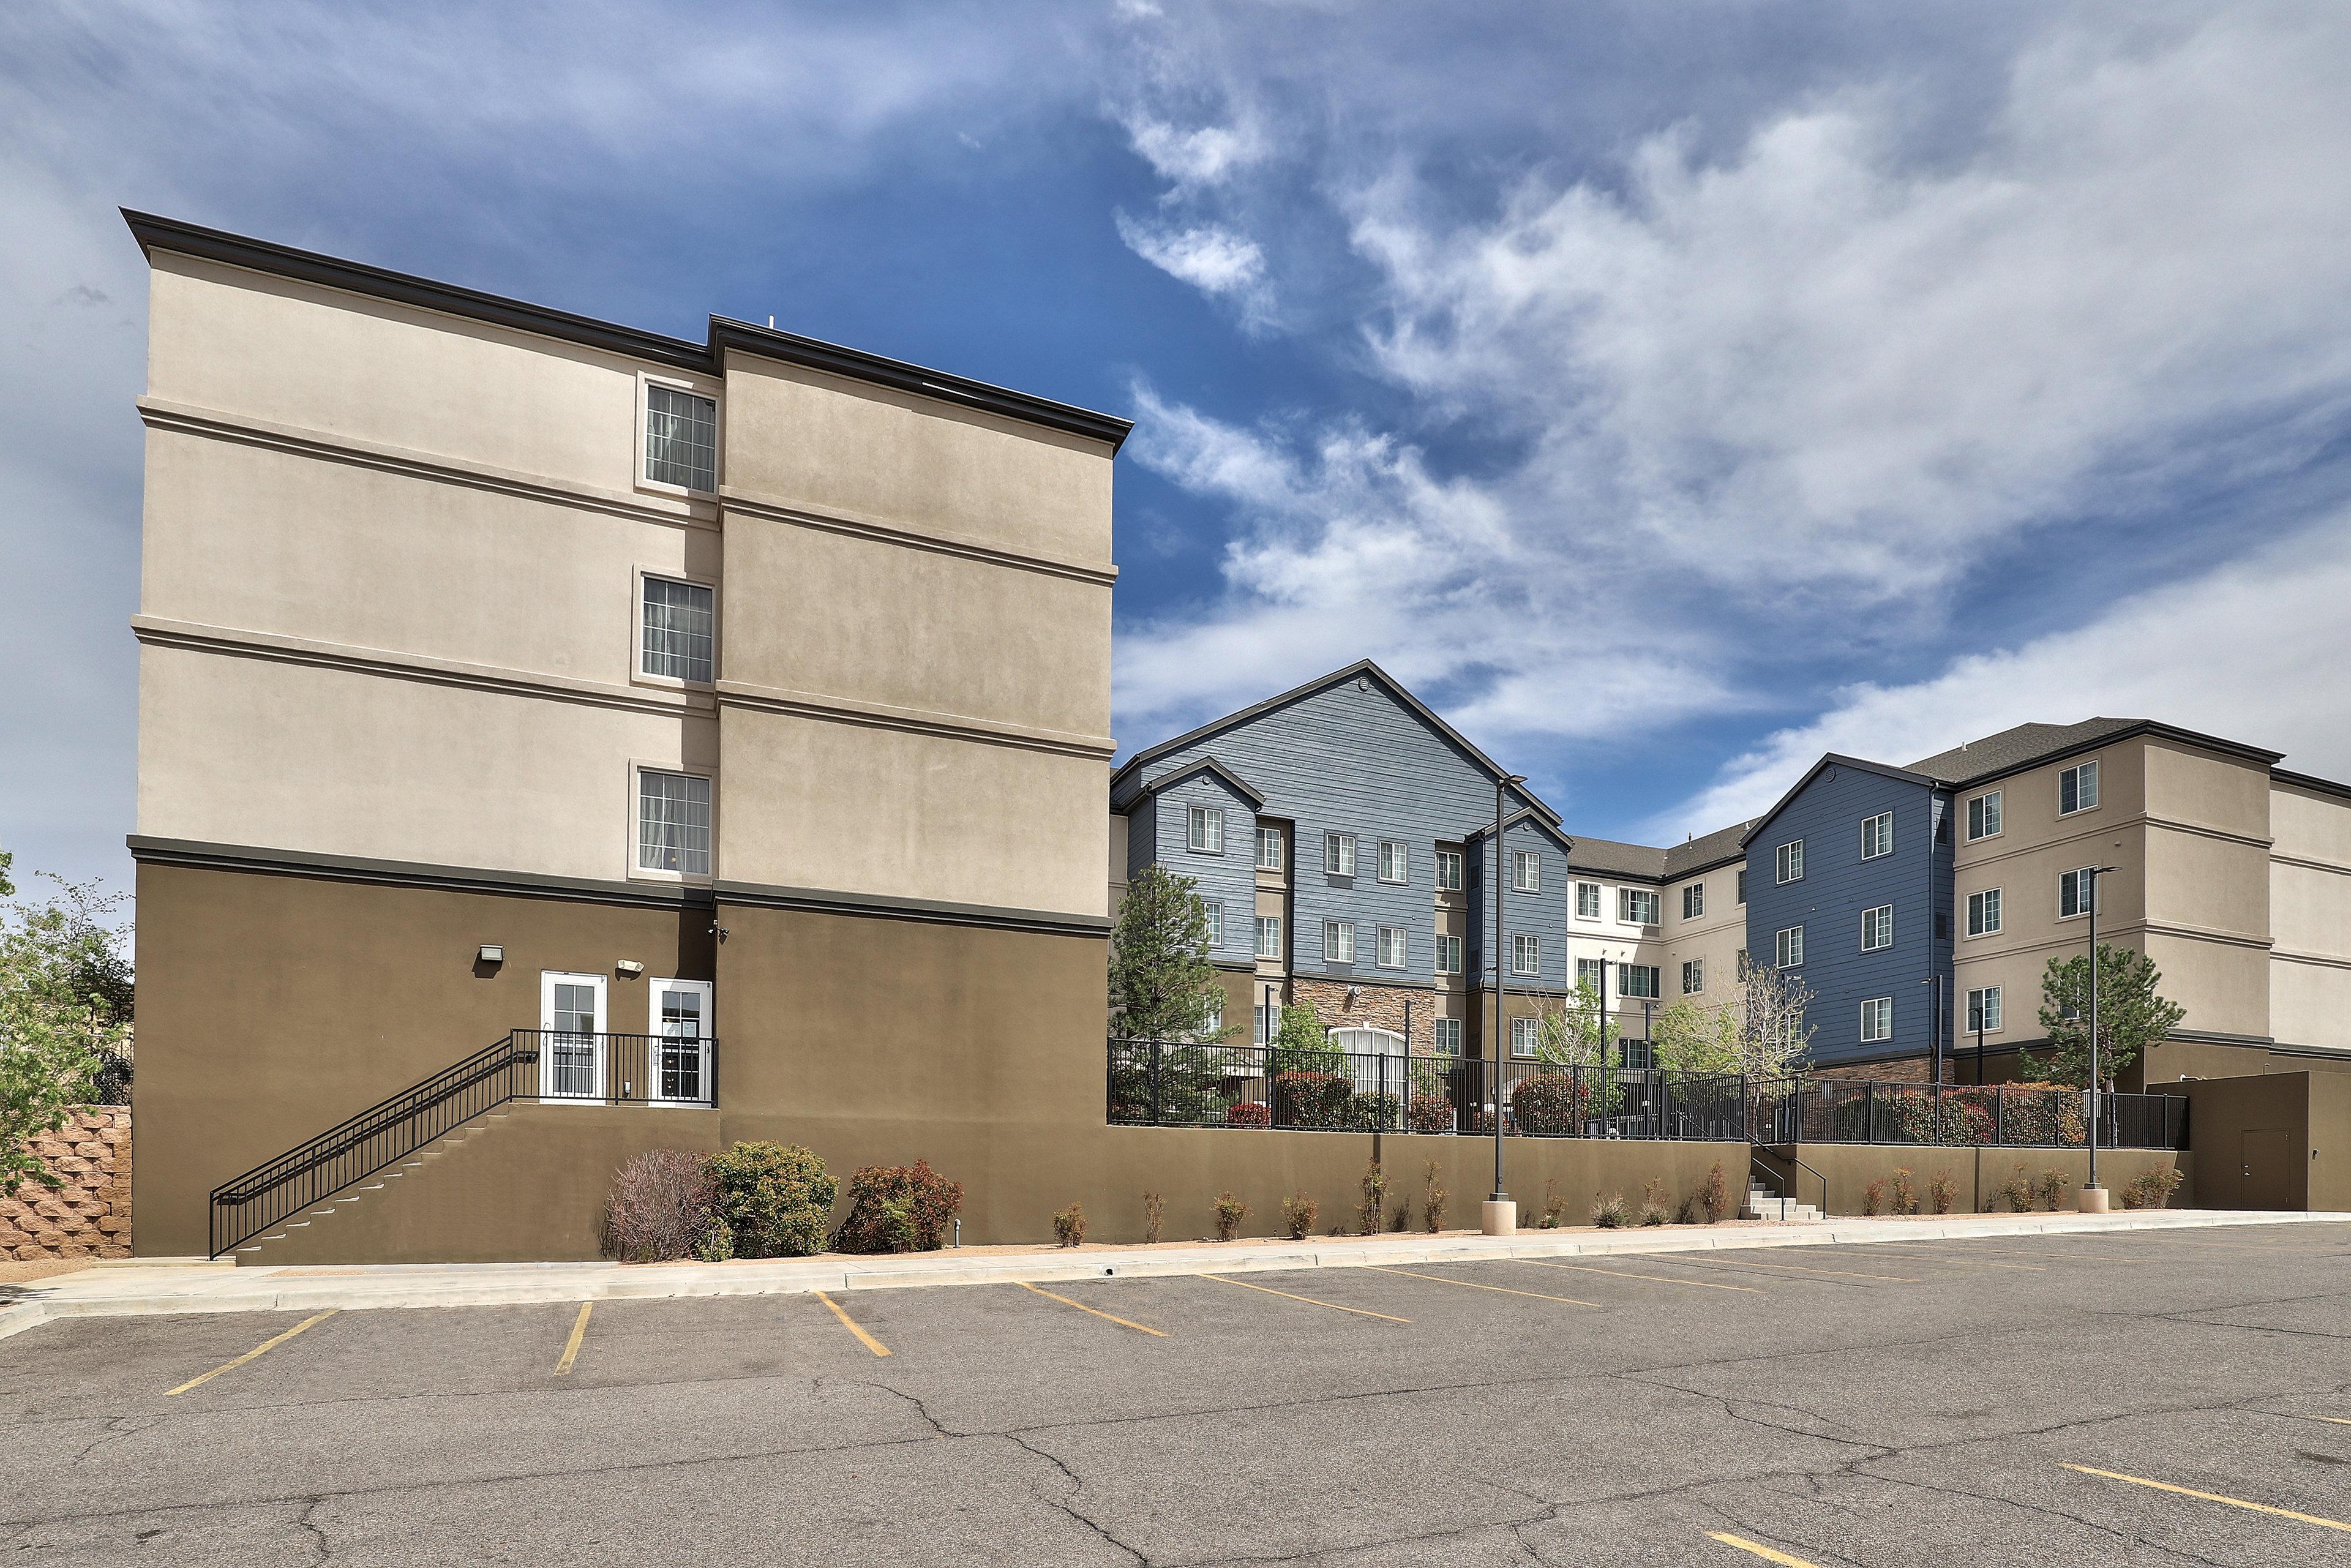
(2, 1208, 2339, 1341)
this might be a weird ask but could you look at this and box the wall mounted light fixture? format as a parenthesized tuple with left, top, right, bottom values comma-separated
(616, 960, 645, 978)
(477, 945, 504, 966)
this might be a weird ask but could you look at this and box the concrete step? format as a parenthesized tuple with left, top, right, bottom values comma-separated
(232, 1113, 512, 1266)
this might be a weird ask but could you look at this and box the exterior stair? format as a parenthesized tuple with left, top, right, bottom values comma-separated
(233, 1112, 511, 1264)
(1740, 1182, 1823, 1222)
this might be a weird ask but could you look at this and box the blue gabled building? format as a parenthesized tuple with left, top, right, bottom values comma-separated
(1741, 756, 1955, 1075)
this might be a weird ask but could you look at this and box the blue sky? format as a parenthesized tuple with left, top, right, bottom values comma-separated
(7, 1, 2351, 901)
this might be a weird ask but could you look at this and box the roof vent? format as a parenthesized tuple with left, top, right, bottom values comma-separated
(1355, 676, 1370, 692)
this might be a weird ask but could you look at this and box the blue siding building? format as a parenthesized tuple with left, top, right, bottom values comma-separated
(1741, 757, 1955, 1072)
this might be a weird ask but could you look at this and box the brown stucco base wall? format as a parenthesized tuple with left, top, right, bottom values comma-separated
(132, 860, 714, 1257)
(2157, 1071, 2351, 1210)
(1758, 1144, 2194, 1215)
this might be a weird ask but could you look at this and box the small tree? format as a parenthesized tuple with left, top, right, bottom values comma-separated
(1267, 999, 1343, 1073)
(1648, 998, 1742, 1076)
(1529, 978, 1610, 1070)
(2, 846, 129, 1196)
(2026, 944, 2184, 1088)
(1733, 953, 1813, 1079)
(1108, 865, 1234, 1043)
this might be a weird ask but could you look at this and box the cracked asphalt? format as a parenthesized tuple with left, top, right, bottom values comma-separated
(4, 1221, 2350, 1566)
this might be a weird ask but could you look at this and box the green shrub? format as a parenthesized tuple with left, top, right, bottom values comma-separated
(1929, 1171, 1958, 1215)
(706, 1142, 836, 1258)
(1346, 1090, 1401, 1132)
(2000, 1165, 2034, 1213)
(1639, 1177, 1670, 1226)
(1510, 1073, 1587, 1136)
(1281, 1190, 1319, 1240)
(1213, 1191, 1248, 1241)
(1053, 1203, 1085, 1247)
(1890, 1168, 1918, 1217)
(833, 1158, 963, 1254)
(2036, 1168, 2068, 1212)
(1142, 1190, 1164, 1244)
(1422, 1160, 1449, 1233)
(1592, 1190, 1629, 1228)
(1357, 1160, 1387, 1235)
(2121, 1166, 2186, 1210)
(1273, 1070, 1352, 1129)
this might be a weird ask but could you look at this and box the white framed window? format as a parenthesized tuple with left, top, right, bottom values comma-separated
(1967, 790, 2002, 842)
(637, 572, 716, 686)
(1619, 888, 1660, 926)
(1737, 867, 1748, 904)
(1376, 926, 1408, 968)
(1323, 919, 1355, 964)
(1576, 957, 1604, 991)
(1861, 904, 1894, 952)
(2058, 866, 2100, 920)
(1967, 888, 2003, 937)
(1254, 826, 1284, 871)
(1681, 959, 1705, 995)
(1512, 850, 1540, 893)
(1776, 841, 1805, 884)
(1966, 985, 2004, 1033)
(1203, 902, 1223, 947)
(1861, 996, 1893, 1043)
(1324, 833, 1357, 877)
(1775, 925, 1805, 967)
(1188, 805, 1224, 854)
(1618, 1038, 1655, 1071)
(1378, 840, 1409, 884)
(2060, 760, 2101, 816)
(1434, 849, 1464, 891)
(1682, 882, 1705, 920)
(1201, 1002, 1223, 1037)
(1435, 934, 1463, 974)
(1433, 1017, 1462, 1057)
(1621, 964, 1660, 999)
(1575, 881, 1602, 920)
(634, 767, 711, 880)
(1255, 915, 1283, 959)
(1512, 933, 1540, 975)
(1860, 811, 1894, 860)
(1510, 1016, 1540, 1058)
(640, 377, 719, 495)
(1253, 1002, 1274, 1044)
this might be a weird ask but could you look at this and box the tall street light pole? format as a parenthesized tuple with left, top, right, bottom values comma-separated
(1486, 773, 1527, 1237)
(2081, 863, 2119, 1210)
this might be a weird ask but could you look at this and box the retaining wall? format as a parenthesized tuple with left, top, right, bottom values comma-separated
(3, 1108, 132, 1261)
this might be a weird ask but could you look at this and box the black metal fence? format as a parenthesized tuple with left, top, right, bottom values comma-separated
(1106, 1038, 1744, 1141)
(1745, 1077, 2187, 1150)
(88, 1048, 132, 1106)
(210, 1030, 719, 1258)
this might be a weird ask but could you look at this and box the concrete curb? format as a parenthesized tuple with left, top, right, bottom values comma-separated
(3, 1209, 2341, 1338)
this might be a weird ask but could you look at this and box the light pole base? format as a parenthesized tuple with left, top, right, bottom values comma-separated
(1482, 1199, 1517, 1237)
(2077, 1185, 2110, 1214)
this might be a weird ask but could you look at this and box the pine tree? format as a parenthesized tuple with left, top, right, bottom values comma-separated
(1108, 865, 1234, 1043)
(2026, 944, 2184, 1087)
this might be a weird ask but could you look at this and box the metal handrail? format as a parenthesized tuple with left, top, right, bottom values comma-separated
(208, 1029, 718, 1258)
(1750, 1155, 1790, 1221)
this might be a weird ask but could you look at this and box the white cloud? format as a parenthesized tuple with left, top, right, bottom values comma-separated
(1114, 216, 1266, 299)
(1119, 113, 1267, 194)
(1645, 506, 2351, 840)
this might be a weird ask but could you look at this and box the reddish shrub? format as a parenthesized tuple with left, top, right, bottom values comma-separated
(602, 1149, 719, 1263)
(1510, 1073, 1588, 1137)
(831, 1159, 964, 1253)
(1407, 1093, 1455, 1133)
(1225, 1100, 1272, 1128)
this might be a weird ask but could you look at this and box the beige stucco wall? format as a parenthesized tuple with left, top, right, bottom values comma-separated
(2271, 781, 2351, 1050)
(148, 253, 711, 498)
(719, 356, 1116, 567)
(719, 509, 1109, 741)
(1659, 865, 1747, 1027)
(140, 426, 717, 690)
(138, 643, 717, 882)
(717, 706, 1106, 917)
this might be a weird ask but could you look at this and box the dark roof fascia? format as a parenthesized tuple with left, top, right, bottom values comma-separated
(1939, 719, 2284, 790)
(1463, 806, 1577, 855)
(1662, 844, 1749, 880)
(124, 211, 1135, 452)
(1739, 753, 1948, 848)
(710, 318, 1131, 451)
(2272, 766, 2351, 803)
(1119, 755, 1265, 810)
(124, 209, 714, 375)
(1108, 658, 1562, 825)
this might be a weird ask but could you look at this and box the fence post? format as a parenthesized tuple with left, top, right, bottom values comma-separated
(1933, 1081, 1944, 1144)
(1866, 1082, 1877, 1144)
(1380, 1051, 1390, 1134)
(1149, 1040, 1163, 1125)
(1994, 1084, 2004, 1145)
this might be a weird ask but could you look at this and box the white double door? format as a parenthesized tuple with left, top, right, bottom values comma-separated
(539, 972, 712, 1105)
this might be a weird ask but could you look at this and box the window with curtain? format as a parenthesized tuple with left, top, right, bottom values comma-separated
(644, 383, 718, 492)
(640, 576, 714, 685)
(637, 770, 711, 876)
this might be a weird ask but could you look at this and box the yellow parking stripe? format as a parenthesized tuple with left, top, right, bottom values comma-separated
(814, 1289, 891, 1356)
(553, 1302, 591, 1375)
(1202, 1273, 1410, 1323)
(2276, 1413, 2351, 1428)
(1370, 1266, 1599, 1307)
(2063, 1464, 2351, 1533)
(1653, 1253, 1920, 1284)
(1706, 1530, 1824, 1565)
(1516, 1259, 1766, 1294)
(165, 1310, 338, 1395)
(1016, 1280, 1166, 1336)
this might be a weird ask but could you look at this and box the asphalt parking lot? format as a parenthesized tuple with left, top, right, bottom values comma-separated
(4, 1222, 2350, 1566)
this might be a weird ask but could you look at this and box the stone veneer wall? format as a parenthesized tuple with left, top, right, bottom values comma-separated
(1292, 977, 1438, 1043)
(2, 1108, 132, 1261)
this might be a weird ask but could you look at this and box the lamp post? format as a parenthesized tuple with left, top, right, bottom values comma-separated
(2080, 863, 2119, 1211)
(1920, 973, 1944, 1085)
(1970, 1002, 1986, 1087)
(1486, 773, 1528, 1236)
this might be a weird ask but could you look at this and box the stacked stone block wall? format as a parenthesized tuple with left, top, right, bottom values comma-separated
(2, 1108, 132, 1261)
